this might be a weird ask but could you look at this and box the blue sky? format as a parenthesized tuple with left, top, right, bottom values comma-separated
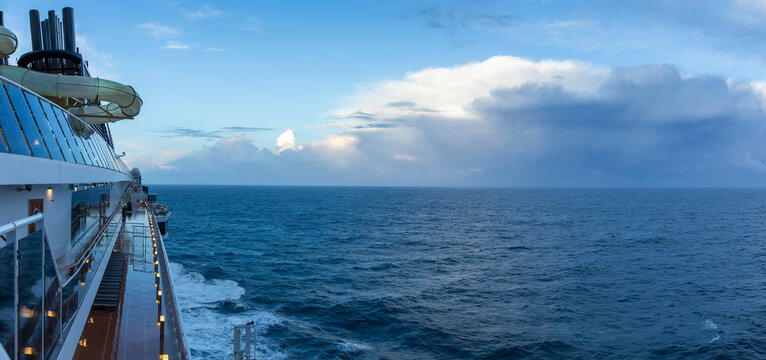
(3, 0, 766, 186)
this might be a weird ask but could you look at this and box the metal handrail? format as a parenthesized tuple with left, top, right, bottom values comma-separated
(59, 204, 119, 275)
(150, 213, 191, 360)
(0, 213, 44, 238)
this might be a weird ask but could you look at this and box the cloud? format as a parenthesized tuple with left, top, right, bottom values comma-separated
(202, 47, 224, 52)
(75, 35, 120, 79)
(276, 130, 297, 153)
(138, 22, 182, 39)
(185, 5, 224, 20)
(243, 17, 263, 33)
(408, 4, 515, 31)
(163, 127, 223, 139)
(162, 41, 191, 50)
(162, 126, 275, 139)
(143, 56, 766, 186)
(221, 126, 275, 132)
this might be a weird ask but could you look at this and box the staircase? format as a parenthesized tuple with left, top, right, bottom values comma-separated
(93, 252, 125, 310)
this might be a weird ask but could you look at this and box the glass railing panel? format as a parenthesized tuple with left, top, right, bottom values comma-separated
(3, 83, 49, 159)
(18, 230, 43, 360)
(0, 82, 31, 156)
(44, 103, 81, 164)
(43, 239, 62, 358)
(24, 91, 64, 161)
(0, 232, 15, 355)
(60, 184, 112, 279)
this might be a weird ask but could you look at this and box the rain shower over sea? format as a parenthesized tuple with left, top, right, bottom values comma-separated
(156, 186, 766, 359)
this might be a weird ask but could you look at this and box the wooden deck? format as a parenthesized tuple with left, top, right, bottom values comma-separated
(73, 210, 165, 360)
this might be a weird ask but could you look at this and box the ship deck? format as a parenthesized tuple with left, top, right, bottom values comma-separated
(73, 208, 166, 359)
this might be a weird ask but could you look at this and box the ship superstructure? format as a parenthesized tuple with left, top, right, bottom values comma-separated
(0, 7, 187, 360)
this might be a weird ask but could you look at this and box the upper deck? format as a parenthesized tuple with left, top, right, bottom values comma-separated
(73, 206, 187, 359)
(0, 74, 130, 185)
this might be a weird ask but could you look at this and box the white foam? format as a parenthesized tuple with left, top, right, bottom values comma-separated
(337, 341, 372, 353)
(169, 262, 285, 360)
(702, 319, 718, 330)
(710, 335, 720, 343)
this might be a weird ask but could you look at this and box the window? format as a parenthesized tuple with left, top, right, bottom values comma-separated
(4, 83, 49, 158)
(55, 108, 93, 166)
(45, 103, 83, 164)
(24, 91, 65, 161)
(0, 83, 31, 155)
(40, 102, 76, 163)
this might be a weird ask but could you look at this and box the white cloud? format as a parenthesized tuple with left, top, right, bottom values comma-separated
(243, 17, 263, 33)
(75, 35, 121, 80)
(202, 48, 224, 52)
(276, 130, 297, 153)
(163, 41, 191, 50)
(332, 56, 606, 126)
(143, 56, 766, 186)
(138, 22, 182, 39)
(186, 6, 224, 20)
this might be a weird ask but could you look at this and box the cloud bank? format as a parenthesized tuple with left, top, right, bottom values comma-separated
(134, 56, 766, 186)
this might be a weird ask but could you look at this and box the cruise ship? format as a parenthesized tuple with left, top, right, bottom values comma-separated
(0, 7, 191, 360)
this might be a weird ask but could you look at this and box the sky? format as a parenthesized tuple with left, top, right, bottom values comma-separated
(3, 0, 766, 186)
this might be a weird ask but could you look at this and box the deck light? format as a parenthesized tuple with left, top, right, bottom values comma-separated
(47, 187, 53, 201)
(158, 290, 162, 296)
(24, 347, 35, 355)
(160, 315, 165, 322)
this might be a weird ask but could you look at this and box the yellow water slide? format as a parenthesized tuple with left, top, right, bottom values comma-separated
(0, 24, 142, 124)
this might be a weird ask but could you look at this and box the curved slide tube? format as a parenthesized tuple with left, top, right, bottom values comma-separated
(0, 25, 141, 124)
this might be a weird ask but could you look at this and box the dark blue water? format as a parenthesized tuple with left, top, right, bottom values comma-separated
(154, 186, 766, 359)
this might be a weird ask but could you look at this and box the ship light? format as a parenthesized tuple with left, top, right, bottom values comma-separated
(78, 339, 87, 347)
(47, 187, 54, 202)
(47, 310, 57, 317)
(156, 272, 160, 278)
(24, 347, 35, 355)
(21, 306, 34, 318)
(158, 290, 162, 296)
(160, 355, 169, 360)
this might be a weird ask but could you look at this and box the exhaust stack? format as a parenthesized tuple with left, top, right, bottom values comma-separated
(62, 7, 75, 52)
(29, 10, 43, 51)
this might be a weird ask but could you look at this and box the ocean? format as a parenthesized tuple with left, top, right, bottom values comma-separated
(154, 186, 766, 359)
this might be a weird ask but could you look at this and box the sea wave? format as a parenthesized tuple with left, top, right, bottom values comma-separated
(169, 262, 284, 360)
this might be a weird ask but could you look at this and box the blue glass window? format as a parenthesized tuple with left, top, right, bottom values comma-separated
(92, 136, 109, 169)
(24, 92, 64, 161)
(56, 108, 93, 166)
(46, 104, 83, 164)
(0, 84, 31, 155)
(97, 137, 116, 170)
(84, 136, 102, 167)
(41, 102, 76, 163)
(4, 83, 49, 158)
